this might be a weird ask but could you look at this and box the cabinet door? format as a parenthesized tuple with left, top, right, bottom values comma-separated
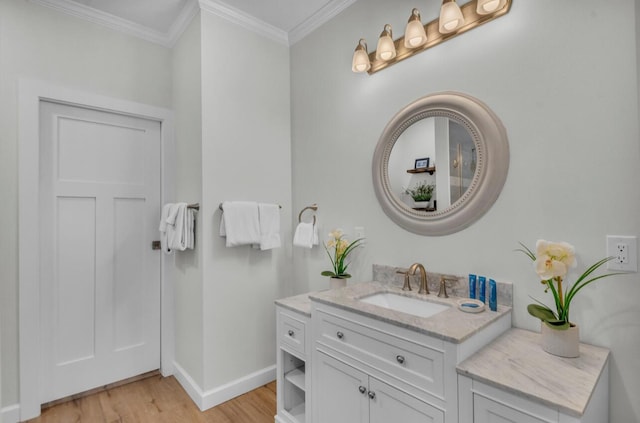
(315, 352, 369, 423)
(369, 377, 444, 423)
(474, 395, 552, 423)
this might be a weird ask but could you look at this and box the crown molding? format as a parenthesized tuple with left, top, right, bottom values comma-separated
(29, 0, 356, 48)
(198, 0, 289, 46)
(167, 0, 201, 47)
(29, 0, 175, 47)
(289, 0, 356, 45)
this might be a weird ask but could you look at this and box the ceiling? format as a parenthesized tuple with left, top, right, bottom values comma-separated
(30, 0, 355, 46)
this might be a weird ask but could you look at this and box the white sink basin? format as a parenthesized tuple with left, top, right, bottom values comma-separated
(359, 292, 450, 318)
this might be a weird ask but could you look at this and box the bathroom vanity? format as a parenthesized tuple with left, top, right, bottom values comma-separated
(457, 328, 609, 423)
(275, 280, 609, 423)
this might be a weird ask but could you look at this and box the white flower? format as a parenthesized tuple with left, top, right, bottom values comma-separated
(534, 239, 576, 280)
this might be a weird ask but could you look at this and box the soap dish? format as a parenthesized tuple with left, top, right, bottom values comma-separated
(457, 299, 485, 313)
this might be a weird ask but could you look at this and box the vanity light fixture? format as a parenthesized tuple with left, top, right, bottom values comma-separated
(376, 24, 396, 61)
(404, 8, 427, 48)
(351, 0, 512, 75)
(352, 39, 371, 73)
(439, 0, 465, 34)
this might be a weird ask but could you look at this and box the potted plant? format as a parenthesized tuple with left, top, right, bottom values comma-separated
(405, 181, 435, 208)
(321, 229, 364, 289)
(517, 240, 621, 357)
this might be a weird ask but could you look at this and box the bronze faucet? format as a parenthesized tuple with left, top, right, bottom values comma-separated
(408, 263, 429, 294)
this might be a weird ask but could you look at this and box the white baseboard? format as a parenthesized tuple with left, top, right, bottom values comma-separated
(172, 361, 276, 412)
(1, 404, 20, 423)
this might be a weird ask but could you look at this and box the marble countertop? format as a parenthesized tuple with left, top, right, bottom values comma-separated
(456, 328, 610, 417)
(308, 281, 511, 343)
(275, 291, 314, 317)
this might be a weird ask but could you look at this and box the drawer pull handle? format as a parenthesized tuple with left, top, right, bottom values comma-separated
(368, 391, 376, 400)
(336, 331, 344, 339)
(288, 330, 294, 337)
(358, 386, 367, 394)
(396, 355, 405, 364)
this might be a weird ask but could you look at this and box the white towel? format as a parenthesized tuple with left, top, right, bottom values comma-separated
(166, 203, 195, 251)
(220, 201, 261, 247)
(293, 222, 315, 248)
(159, 203, 174, 254)
(257, 203, 281, 250)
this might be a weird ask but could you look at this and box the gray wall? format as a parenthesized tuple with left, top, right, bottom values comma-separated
(0, 0, 173, 407)
(172, 14, 204, 388)
(290, 1, 640, 422)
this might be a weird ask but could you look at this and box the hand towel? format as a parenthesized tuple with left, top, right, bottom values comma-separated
(257, 203, 281, 250)
(220, 201, 261, 247)
(166, 203, 190, 251)
(159, 203, 174, 254)
(293, 222, 315, 248)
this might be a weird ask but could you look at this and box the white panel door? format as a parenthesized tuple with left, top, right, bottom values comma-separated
(39, 101, 161, 403)
(369, 377, 444, 423)
(315, 352, 369, 423)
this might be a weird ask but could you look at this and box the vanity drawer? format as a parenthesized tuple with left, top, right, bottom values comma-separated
(317, 309, 445, 398)
(279, 310, 307, 355)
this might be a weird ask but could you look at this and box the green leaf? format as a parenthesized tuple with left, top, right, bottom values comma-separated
(516, 242, 536, 261)
(543, 320, 571, 330)
(321, 271, 336, 277)
(528, 304, 570, 330)
(527, 304, 557, 321)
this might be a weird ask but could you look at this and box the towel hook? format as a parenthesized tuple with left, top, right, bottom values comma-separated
(298, 204, 318, 225)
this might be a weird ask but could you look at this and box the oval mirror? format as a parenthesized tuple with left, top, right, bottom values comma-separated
(372, 92, 509, 236)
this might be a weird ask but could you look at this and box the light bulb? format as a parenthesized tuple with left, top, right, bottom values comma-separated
(439, 0, 465, 34)
(477, 0, 504, 14)
(404, 8, 427, 49)
(351, 39, 370, 73)
(376, 24, 396, 61)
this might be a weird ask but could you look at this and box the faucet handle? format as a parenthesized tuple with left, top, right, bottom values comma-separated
(438, 276, 450, 298)
(396, 270, 412, 291)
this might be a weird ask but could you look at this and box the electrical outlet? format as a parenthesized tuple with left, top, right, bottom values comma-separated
(606, 235, 637, 272)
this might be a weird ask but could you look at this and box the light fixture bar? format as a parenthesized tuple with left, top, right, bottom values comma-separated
(366, 0, 511, 75)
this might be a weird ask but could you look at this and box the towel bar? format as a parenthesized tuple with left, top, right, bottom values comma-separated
(187, 203, 199, 210)
(298, 204, 318, 224)
(218, 202, 282, 211)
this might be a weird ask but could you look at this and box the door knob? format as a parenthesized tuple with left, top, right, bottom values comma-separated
(396, 355, 405, 364)
(368, 391, 376, 399)
(359, 386, 367, 394)
(336, 331, 344, 339)
(288, 330, 294, 337)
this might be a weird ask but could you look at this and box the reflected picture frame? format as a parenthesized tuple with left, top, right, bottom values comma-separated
(414, 157, 430, 169)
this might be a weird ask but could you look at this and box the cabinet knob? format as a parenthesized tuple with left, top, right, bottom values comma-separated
(358, 386, 367, 394)
(336, 331, 344, 339)
(368, 391, 376, 399)
(396, 355, 405, 364)
(288, 330, 294, 337)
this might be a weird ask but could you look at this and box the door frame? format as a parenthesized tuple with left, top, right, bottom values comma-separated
(18, 79, 176, 421)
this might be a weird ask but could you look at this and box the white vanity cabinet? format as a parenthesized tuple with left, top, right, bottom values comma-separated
(457, 329, 610, 423)
(311, 301, 511, 423)
(316, 351, 443, 423)
(276, 305, 311, 423)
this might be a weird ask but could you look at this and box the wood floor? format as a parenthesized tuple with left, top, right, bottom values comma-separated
(26, 375, 277, 423)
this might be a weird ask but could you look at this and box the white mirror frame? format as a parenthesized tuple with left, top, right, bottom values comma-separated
(372, 91, 509, 236)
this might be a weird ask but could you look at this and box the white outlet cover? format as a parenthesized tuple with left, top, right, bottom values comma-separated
(606, 235, 638, 272)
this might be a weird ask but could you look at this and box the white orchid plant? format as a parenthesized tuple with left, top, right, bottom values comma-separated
(321, 229, 364, 279)
(517, 240, 621, 330)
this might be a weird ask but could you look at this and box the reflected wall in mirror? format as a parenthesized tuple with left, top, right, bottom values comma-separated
(372, 92, 509, 236)
(389, 117, 476, 211)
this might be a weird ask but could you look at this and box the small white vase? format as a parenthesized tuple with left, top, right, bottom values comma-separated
(541, 323, 580, 358)
(329, 277, 347, 289)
